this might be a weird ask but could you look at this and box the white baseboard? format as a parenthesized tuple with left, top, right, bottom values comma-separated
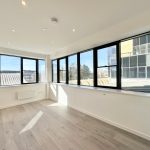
(69, 105, 150, 141)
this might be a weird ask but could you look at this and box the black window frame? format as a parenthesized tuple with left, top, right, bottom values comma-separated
(58, 57, 68, 84)
(68, 53, 78, 85)
(79, 49, 94, 87)
(95, 42, 120, 89)
(38, 59, 46, 83)
(52, 59, 58, 83)
(0, 54, 42, 86)
(51, 31, 150, 93)
(21, 57, 38, 84)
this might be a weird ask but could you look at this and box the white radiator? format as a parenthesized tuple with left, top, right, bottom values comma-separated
(17, 91, 36, 100)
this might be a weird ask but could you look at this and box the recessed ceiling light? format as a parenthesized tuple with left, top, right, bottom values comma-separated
(41, 28, 48, 31)
(11, 29, 15, 32)
(72, 29, 76, 32)
(22, 0, 26, 6)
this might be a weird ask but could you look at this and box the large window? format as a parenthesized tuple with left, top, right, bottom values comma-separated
(121, 33, 150, 92)
(59, 58, 66, 83)
(22, 58, 37, 83)
(0, 55, 21, 85)
(80, 50, 93, 86)
(0, 55, 45, 86)
(38, 60, 46, 82)
(52, 60, 57, 82)
(52, 32, 150, 93)
(97, 45, 117, 87)
(68, 55, 77, 84)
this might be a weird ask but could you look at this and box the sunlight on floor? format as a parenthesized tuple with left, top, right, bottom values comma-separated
(47, 103, 60, 106)
(19, 111, 44, 134)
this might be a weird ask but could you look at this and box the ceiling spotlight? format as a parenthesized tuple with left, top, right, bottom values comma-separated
(72, 29, 76, 32)
(22, 0, 26, 6)
(11, 29, 15, 32)
(41, 28, 48, 31)
(50, 17, 58, 24)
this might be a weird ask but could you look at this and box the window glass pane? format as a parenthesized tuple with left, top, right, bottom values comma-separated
(140, 35, 147, 44)
(60, 58, 66, 70)
(52, 60, 57, 82)
(0, 55, 21, 85)
(146, 54, 150, 66)
(130, 67, 137, 78)
(122, 68, 129, 78)
(60, 71, 66, 82)
(138, 67, 145, 78)
(23, 59, 36, 83)
(97, 67, 116, 87)
(133, 38, 139, 46)
(97, 45, 117, 87)
(148, 34, 150, 43)
(59, 58, 66, 83)
(122, 57, 129, 67)
(68, 55, 77, 84)
(147, 67, 150, 78)
(130, 56, 137, 67)
(98, 45, 116, 66)
(138, 55, 146, 66)
(148, 44, 150, 53)
(121, 35, 150, 92)
(80, 50, 93, 86)
(39, 60, 46, 82)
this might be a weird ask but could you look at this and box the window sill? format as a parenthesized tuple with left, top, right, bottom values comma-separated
(50, 82, 150, 98)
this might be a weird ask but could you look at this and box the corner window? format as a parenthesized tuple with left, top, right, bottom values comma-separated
(52, 60, 57, 82)
(38, 60, 46, 82)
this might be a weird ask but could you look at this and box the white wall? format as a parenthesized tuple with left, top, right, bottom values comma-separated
(0, 47, 49, 109)
(50, 83, 150, 141)
(0, 83, 47, 109)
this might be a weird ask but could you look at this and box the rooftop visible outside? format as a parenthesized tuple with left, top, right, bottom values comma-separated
(0, 56, 45, 86)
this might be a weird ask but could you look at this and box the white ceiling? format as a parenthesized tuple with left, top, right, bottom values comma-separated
(0, 0, 150, 55)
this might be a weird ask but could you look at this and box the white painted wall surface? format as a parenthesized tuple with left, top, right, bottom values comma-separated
(0, 83, 47, 109)
(0, 47, 48, 109)
(50, 83, 150, 141)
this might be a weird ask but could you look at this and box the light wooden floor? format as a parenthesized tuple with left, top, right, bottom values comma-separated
(0, 100, 150, 150)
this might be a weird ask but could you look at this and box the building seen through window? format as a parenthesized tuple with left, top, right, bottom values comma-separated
(121, 34, 150, 92)
(97, 45, 117, 87)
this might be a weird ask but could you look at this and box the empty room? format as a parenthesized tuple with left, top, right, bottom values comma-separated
(0, 0, 150, 150)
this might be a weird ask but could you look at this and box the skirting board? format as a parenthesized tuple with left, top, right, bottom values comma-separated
(69, 104, 150, 141)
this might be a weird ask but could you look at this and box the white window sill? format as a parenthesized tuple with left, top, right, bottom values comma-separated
(50, 82, 150, 98)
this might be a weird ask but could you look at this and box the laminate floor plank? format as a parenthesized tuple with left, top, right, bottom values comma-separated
(0, 100, 149, 150)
